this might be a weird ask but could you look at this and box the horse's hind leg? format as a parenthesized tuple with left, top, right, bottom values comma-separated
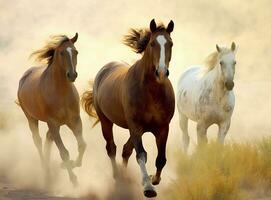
(47, 123, 78, 186)
(179, 113, 189, 153)
(98, 114, 117, 178)
(27, 117, 44, 167)
(67, 117, 86, 168)
(122, 137, 134, 167)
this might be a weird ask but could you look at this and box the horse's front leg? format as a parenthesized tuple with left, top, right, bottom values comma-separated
(217, 121, 230, 144)
(197, 122, 208, 146)
(67, 117, 87, 168)
(129, 125, 157, 198)
(44, 130, 53, 186)
(150, 125, 169, 185)
(47, 122, 78, 187)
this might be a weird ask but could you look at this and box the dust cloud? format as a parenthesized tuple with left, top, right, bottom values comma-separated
(0, 0, 270, 199)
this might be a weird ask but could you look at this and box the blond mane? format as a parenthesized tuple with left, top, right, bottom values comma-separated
(30, 35, 69, 65)
(204, 47, 232, 73)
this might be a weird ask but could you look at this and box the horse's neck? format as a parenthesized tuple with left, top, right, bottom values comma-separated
(130, 53, 168, 101)
(135, 49, 155, 84)
(44, 59, 72, 93)
(204, 66, 227, 101)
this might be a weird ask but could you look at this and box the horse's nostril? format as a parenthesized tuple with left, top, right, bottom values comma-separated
(166, 69, 169, 77)
(155, 69, 159, 77)
(75, 72, 78, 78)
(225, 81, 234, 90)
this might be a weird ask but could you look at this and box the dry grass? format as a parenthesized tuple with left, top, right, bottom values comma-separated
(164, 139, 271, 200)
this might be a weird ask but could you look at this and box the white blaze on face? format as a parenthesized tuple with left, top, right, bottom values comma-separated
(66, 47, 74, 70)
(156, 35, 167, 71)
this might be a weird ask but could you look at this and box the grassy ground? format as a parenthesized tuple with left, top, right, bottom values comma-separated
(163, 139, 271, 200)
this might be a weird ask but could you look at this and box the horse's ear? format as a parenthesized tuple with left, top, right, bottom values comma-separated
(150, 19, 157, 33)
(166, 20, 174, 34)
(71, 32, 78, 43)
(231, 42, 236, 52)
(216, 44, 221, 52)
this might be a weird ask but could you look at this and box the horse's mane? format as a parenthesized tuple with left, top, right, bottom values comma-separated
(123, 24, 166, 53)
(30, 35, 69, 65)
(204, 47, 232, 73)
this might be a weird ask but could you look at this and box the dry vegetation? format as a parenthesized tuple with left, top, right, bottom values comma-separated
(163, 139, 271, 200)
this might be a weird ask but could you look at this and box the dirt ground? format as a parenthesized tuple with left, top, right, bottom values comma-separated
(0, 176, 86, 200)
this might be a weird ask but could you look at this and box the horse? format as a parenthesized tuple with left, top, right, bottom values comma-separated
(81, 19, 175, 198)
(17, 33, 86, 186)
(177, 43, 237, 153)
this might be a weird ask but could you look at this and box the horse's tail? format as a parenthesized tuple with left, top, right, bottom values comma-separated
(81, 87, 100, 127)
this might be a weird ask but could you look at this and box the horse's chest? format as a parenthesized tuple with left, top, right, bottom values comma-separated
(197, 96, 234, 123)
(144, 105, 166, 123)
(128, 83, 175, 129)
(48, 98, 79, 124)
(137, 100, 174, 128)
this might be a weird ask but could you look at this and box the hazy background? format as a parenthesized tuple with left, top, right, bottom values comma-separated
(0, 0, 270, 199)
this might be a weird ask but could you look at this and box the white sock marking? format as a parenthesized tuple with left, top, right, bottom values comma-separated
(138, 157, 150, 184)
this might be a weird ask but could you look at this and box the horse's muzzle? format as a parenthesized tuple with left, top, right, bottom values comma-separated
(225, 81, 234, 90)
(67, 71, 78, 82)
(155, 69, 169, 81)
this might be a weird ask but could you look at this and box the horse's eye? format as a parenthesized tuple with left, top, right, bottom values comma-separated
(150, 41, 155, 47)
(60, 51, 64, 56)
(220, 61, 223, 65)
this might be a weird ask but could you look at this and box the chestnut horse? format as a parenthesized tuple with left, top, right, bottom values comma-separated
(17, 33, 86, 186)
(82, 19, 175, 198)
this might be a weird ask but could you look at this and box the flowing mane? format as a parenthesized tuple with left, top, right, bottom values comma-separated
(30, 35, 69, 65)
(123, 24, 166, 53)
(204, 47, 232, 73)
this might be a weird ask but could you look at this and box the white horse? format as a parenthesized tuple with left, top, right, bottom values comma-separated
(177, 43, 237, 152)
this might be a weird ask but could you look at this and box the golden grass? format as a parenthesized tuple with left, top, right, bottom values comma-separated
(164, 139, 271, 200)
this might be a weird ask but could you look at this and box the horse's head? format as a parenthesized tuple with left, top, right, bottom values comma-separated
(216, 42, 237, 91)
(56, 33, 79, 82)
(148, 19, 174, 83)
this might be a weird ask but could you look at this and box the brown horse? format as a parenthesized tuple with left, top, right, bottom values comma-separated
(82, 19, 175, 198)
(17, 33, 86, 186)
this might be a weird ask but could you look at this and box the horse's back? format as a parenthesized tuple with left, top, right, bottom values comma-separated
(177, 66, 202, 121)
(18, 66, 47, 101)
(94, 62, 129, 90)
(177, 66, 201, 91)
(93, 61, 129, 128)
(18, 66, 44, 90)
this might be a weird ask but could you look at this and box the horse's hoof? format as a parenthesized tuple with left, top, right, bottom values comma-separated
(150, 175, 161, 185)
(143, 184, 157, 198)
(75, 160, 82, 168)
